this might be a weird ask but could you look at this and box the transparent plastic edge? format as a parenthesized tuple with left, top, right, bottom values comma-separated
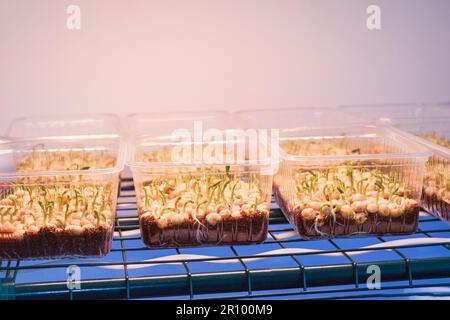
(338, 103, 450, 125)
(279, 126, 431, 163)
(125, 137, 278, 173)
(123, 111, 240, 143)
(234, 106, 371, 129)
(0, 136, 127, 178)
(5, 113, 122, 138)
(390, 127, 450, 159)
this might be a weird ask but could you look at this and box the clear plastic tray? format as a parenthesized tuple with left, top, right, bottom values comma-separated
(0, 135, 125, 259)
(390, 119, 450, 223)
(6, 114, 122, 139)
(127, 136, 274, 248)
(274, 125, 429, 240)
(337, 104, 450, 222)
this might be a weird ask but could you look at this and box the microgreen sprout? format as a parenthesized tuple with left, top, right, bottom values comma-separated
(1, 207, 11, 224)
(143, 187, 150, 208)
(159, 189, 167, 206)
(183, 200, 194, 212)
(221, 180, 232, 204)
(92, 190, 99, 209)
(230, 180, 239, 204)
(196, 200, 208, 213)
(174, 196, 182, 212)
(38, 201, 47, 224)
(356, 177, 368, 194)
(64, 203, 70, 226)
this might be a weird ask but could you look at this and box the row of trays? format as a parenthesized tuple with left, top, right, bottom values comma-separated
(0, 105, 449, 259)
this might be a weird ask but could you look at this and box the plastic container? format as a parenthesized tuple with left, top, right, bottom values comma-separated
(273, 125, 429, 240)
(390, 119, 450, 223)
(338, 104, 450, 222)
(6, 113, 122, 139)
(128, 136, 274, 247)
(0, 135, 125, 259)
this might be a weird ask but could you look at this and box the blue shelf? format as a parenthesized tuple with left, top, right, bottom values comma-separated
(1, 176, 450, 300)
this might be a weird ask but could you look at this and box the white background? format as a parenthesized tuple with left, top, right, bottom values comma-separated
(1, 0, 449, 133)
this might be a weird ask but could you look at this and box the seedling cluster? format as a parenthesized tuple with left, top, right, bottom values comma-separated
(0, 150, 118, 258)
(412, 132, 450, 221)
(281, 138, 362, 156)
(137, 166, 270, 246)
(17, 148, 116, 172)
(0, 183, 114, 236)
(423, 158, 450, 220)
(275, 165, 420, 239)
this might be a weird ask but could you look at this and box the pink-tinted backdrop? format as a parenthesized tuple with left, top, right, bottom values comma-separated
(1, 0, 449, 132)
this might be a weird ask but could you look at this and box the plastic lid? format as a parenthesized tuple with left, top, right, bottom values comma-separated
(6, 113, 122, 139)
(235, 107, 368, 130)
(0, 135, 125, 178)
(339, 103, 450, 125)
(126, 133, 277, 177)
(125, 111, 247, 140)
(391, 120, 450, 159)
(279, 125, 430, 162)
